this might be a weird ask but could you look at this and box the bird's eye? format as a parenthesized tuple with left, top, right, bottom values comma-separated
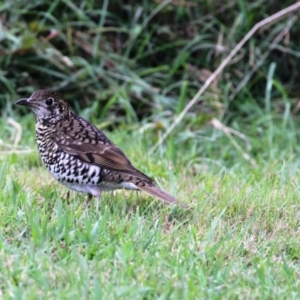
(45, 97, 54, 106)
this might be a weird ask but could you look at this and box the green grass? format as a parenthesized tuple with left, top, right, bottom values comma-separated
(1, 111, 300, 299)
(2, 0, 300, 298)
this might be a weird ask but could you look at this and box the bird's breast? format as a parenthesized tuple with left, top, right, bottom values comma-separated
(35, 123, 103, 187)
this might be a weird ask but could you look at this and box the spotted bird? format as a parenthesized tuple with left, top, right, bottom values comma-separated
(15, 90, 176, 204)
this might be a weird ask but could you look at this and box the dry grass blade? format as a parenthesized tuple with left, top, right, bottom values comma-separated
(0, 150, 35, 154)
(149, 2, 300, 155)
(210, 118, 257, 167)
(210, 118, 251, 150)
(7, 117, 22, 150)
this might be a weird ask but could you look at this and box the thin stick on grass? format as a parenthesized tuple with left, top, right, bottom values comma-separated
(7, 117, 22, 150)
(149, 2, 300, 155)
(0, 119, 34, 154)
(210, 118, 257, 167)
(0, 150, 35, 154)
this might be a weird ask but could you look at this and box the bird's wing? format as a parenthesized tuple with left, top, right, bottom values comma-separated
(54, 114, 152, 182)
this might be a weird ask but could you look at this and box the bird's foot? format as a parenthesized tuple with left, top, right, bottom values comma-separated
(64, 191, 70, 203)
(85, 193, 93, 206)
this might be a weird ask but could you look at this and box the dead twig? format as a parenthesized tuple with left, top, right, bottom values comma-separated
(210, 118, 257, 167)
(210, 118, 252, 150)
(7, 117, 22, 150)
(0, 150, 35, 155)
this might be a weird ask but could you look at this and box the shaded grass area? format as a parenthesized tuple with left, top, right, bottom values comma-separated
(1, 112, 300, 298)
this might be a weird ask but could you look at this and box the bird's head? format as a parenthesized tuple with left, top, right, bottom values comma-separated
(15, 90, 71, 123)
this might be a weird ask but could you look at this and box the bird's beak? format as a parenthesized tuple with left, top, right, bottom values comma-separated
(15, 98, 30, 106)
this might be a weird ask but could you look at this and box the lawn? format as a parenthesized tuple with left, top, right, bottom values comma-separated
(1, 111, 300, 299)
(2, 0, 300, 298)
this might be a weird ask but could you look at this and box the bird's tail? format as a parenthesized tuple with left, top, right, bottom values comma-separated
(138, 184, 176, 204)
(106, 171, 177, 204)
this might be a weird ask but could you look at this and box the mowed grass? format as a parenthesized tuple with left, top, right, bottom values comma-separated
(1, 113, 300, 299)
(2, 0, 300, 298)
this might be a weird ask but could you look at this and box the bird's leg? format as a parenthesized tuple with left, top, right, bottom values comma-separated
(85, 193, 93, 206)
(66, 191, 70, 203)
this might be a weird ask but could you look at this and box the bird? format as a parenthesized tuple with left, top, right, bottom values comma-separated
(15, 90, 176, 205)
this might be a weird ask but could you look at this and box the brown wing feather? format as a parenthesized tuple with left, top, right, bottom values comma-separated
(53, 113, 176, 204)
(54, 114, 152, 181)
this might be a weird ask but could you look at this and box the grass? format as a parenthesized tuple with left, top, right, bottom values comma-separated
(2, 0, 300, 298)
(1, 110, 300, 299)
